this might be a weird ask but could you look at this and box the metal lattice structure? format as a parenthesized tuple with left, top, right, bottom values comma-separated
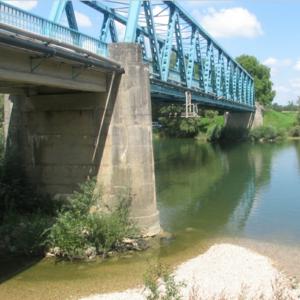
(0, 0, 255, 112)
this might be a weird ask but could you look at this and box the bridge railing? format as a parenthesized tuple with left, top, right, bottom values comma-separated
(0, 1, 107, 55)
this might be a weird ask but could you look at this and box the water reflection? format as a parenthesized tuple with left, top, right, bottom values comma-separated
(154, 140, 300, 246)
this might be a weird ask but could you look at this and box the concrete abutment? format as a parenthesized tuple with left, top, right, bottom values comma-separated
(224, 102, 263, 132)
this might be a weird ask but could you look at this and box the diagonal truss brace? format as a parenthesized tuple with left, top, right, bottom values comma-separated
(186, 28, 196, 88)
(100, 13, 118, 43)
(143, 0, 162, 79)
(174, 11, 186, 84)
(160, 7, 177, 82)
(49, 0, 78, 30)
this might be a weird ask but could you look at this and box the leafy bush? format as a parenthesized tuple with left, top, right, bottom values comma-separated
(0, 213, 53, 256)
(250, 126, 286, 142)
(204, 110, 218, 119)
(207, 124, 224, 142)
(157, 104, 224, 139)
(46, 179, 138, 260)
(144, 263, 185, 300)
(290, 125, 300, 137)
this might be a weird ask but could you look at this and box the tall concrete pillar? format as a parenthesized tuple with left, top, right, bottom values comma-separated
(98, 43, 160, 236)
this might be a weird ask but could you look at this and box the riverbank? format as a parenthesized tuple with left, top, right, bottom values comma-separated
(81, 243, 300, 300)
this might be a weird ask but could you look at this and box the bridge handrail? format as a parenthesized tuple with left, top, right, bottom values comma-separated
(0, 0, 107, 55)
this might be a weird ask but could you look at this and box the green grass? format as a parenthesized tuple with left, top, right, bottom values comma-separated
(264, 109, 297, 131)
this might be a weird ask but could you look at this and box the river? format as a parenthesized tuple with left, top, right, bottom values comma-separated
(1, 140, 300, 299)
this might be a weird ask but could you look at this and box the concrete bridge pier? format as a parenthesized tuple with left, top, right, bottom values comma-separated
(224, 103, 263, 132)
(97, 43, 160, 236)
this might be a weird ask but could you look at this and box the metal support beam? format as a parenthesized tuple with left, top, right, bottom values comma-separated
(65, 1, 78, 30)
(186, 28, 196, 88)
(174, 11, 186, 84)
(143, 0, 161, 79)
(161, 7, 176, 82)
(49, 0, 68, 23)
(195, 36, 204, 90)
(124, 0, 142, 42)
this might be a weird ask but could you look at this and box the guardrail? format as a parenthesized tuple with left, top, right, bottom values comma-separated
(0, 1, 107, 55)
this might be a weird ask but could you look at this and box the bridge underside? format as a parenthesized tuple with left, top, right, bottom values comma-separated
(150, 80, 255, 113)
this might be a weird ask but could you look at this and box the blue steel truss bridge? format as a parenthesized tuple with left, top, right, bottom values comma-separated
(0, 0, 255, 113)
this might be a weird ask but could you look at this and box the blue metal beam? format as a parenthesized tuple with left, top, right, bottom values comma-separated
(195, 36, 204, 90)
(65, 1, 78, 30)
(174, 10, 186, 84)
(161, 7, 177, 82)
(186, 28, 196, 88)
(124, 0, 142, 42)
(49, 0, 67, 23)
(143, 0, 162, 79)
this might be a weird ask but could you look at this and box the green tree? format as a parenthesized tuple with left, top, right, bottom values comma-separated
(297, 96, 300, 124)
(236, 55, 276, 106)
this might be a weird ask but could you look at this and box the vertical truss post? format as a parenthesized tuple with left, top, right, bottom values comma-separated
(210, 44, 216, 94)
(161, 7, 177, 82)
(100, 13, 110, 42)
(143, 0, 162, 79)
(109, 18, 118, 43)
(174, 11, 186, 84)
(238, 71, 244, 103)
(216, 50, 223, 97)
(251, 81, 255, 106)
(186, 28, 197, 88)
(136, 31, 147, 60)
(195, 36, 204, 90)
(225, 60, 231, 100)
(124, 0, 142, 42)
(232, 65, 238, 101)
(204, 42, 213, 93)
(243, 76, 248, 104)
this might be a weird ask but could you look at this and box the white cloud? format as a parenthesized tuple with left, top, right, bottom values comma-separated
(274, 85, 289, 93)
(263, 57, 292, 77)
(4, 0, 37, 10)
(263, 57, 292, 67)
(75, 11, 92, 28)
(200, 7, 263, 38)
(290, 78, 300, 90)
(294, 59, 300, 71)
(263, 57, 278, 67)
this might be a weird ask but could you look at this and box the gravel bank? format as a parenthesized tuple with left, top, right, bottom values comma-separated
(81, 243, 300, 300)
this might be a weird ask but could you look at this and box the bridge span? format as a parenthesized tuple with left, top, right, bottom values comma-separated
(0, 0, 260, 235)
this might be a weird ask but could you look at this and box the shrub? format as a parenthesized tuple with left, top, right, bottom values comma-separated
(204, 110, 218, 119)
(0, 213, 53, 256)
(290, 125, 300, 137)
(250, 126, 286, 142)
(157, 104, 225, 139)
(207, 124, 224, 142)
(144, 263, 185, 300)
(46, 179, 138, 260)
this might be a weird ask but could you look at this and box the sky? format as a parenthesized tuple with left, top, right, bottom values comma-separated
(4, 0, 300, 105)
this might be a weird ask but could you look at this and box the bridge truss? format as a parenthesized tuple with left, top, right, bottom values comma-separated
(0, 0, 255, 112)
